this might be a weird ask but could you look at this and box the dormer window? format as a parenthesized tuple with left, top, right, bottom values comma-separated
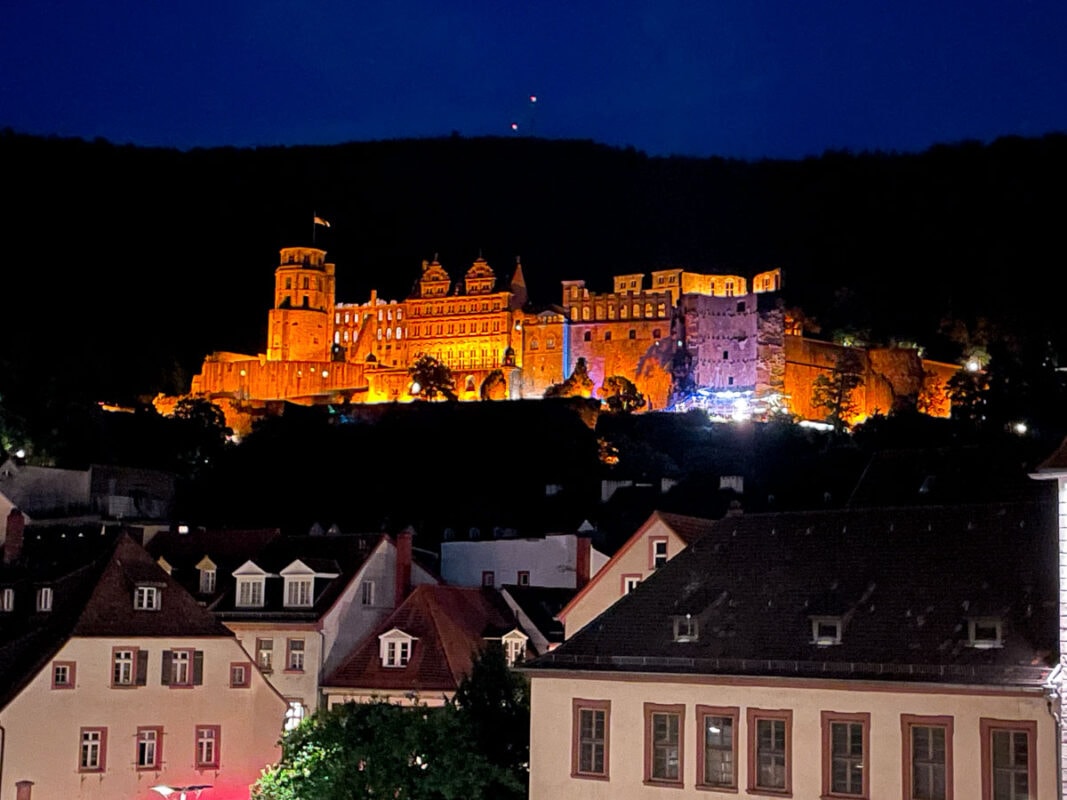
(237, 577, 265, 608)
(811, 616, 843, 646)
(286, 577, 313, 607)
(673, 614, 698, 642)
(134, 585, 161, 611)
(36, 587, 53, 612)
(196, 556, 217, 594)
(651, 537, 669, 569)
(968, 617, 1003, 649)
(1, 588, 13, 612)
(501, 629, 529, 666)
(379, 629, 416, 668)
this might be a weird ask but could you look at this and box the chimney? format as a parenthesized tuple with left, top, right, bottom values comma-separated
(394, 527, 413, 605)
(5, 508, 25, 565)
(16, 780, 33, 800)
(575, 535, 591, 590)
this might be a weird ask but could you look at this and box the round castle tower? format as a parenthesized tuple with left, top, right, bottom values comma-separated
(267, 247, 337, 362)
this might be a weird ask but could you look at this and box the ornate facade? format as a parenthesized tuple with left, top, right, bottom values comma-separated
(179, 246, 951, 431)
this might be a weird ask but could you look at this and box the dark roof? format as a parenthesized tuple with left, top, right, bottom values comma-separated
(501, 585, 576, 646)
(530, 502, 1057, 687)
(323, 585, 523, 694)
(1035, 436, 1067, 473)
(0, 531, 232, 710)
(210, 532, 385, 620)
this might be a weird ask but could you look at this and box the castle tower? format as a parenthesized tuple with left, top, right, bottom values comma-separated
(417, 256, 452, 298)
(267, 247, 337, 362)
(463, 255, 496, 295)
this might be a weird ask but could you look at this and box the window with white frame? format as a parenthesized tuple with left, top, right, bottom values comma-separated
(379, 630, 415, 667)
(623, 575, 641, 594)
(36, 586, 52, 611)
(134, 585, 160, 610)
(811, 616, 843, 646)
(199, 567, 216, 594)
(256, 638, 273, 672)
(968, 617, 1003, 649)
(113, 648, 136, 686)
(651, 538, 668, 569)
(1, 587, 12, 611)
(502, 631, 528, 666)
(195, 726, 220, 768)
(285, 577, 313, 607)
(137, 727, 162, 770)
(236, 577, 265, 608)
(284, 700, 306, 732)
(286, 638, 305, 671)
(673, 614, 699, 642)
(80, 727, 106, 772)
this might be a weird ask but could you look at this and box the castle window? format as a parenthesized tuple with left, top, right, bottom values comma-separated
(632, 304, 640, 318)
(726, 281, 734, 296)
(343, 331, 349, 342)
(620, 306, 628, 319)
(645, 303, 653, 317)
(547, 336, 556, 349)
(605, 331, 612, 341)
(658, 304, 666, 316)
(378, 310, 383, 321)
(482, 322, 489, 332)
(459, 323, 466, 333)
(387, 309, 393, 321)
(397, 309, 403, 320)
(493, 321, 500, 332)
(447, 324, 454, 334)
(653, 329, 661, 340)
(582, 307, 590, 321)
(377, 329, 383, 340)
(571, 308, 579, 321)
(630, 280, 636, 289)
(723, 351, 729, 360)
(737, 301, 746, 313)
(608, 305, 616, 319)
(436, 325, 442, 335)
(728, 377, 734, 385)
(396, 327, 402, 340)
(386, 328, 393, 340)
(583, 331, 591, 342)
(303, 277, 309, 289)
(530, 338, 540, 350)
(629, 329, 636, 340)
(595, 306, 603, 320)
(286, 277, 292, 289)
(669, 275, 676, 284)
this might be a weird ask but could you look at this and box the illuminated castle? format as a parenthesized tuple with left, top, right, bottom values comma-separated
(178, 246, 954, 430)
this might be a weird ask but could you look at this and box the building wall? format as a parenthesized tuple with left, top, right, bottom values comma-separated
(559, 520, 687, 639)
(683, 293, 761, 390)
(440, 535, 608, 589)
(0, 636, 285, 800)
(529, 673, 1056, 800)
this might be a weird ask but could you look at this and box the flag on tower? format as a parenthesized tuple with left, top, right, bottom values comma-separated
(314, 215, 331, 228)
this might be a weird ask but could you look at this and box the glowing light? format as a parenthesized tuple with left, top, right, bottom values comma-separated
(321, 369, 329, 378)
(510, 122, 519, 131)
(14, 449, 25, 459)
(1012, 421, 1028, 435)
(529, 95, 538, 103)
(966, 359, 981, 372)
(410, 382, 421, 394)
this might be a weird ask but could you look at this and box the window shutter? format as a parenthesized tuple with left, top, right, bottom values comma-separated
(193, 650, 204, 685)
(161, 650, 173, 685)
(136, 650, 149, 685)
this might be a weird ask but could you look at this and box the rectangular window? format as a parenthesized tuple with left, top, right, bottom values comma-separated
(748, 708, 792, 794)
(482, 571, 495, 587)
(572, 699, 610, 779)
(52, 660, 76, 689)
(230, 662, 251, 688)
(79, 727, 107, 772)
(384, 639, 411, 667)
(195, 725, 220, 769)
(980, 718, 1036, 800)
(517, 570, 530, 586)
(286, 638, 306, 671)
(361, 580, 375, 606)
(822, 711, 869, 798)
(237, 578, 264, 607)
(697, 705, 739, 790)
(36, 586, 52, 611)
(172, 649, 190, 684)
(286, 577, 313, 607)
(134, 585, 160, 610)
(112, 647, 136, 686)
(161, 648, 202, 686)
(137, 726, 163, 770)
(1, 587, 12, 611)
(199, 569, 216, 594)
(255, 638, 273, 672)
(902, 715, 953, 800)
(622, 574, 641, 594)
(650, 537, 669, 569)
(644, 703, 684, 785)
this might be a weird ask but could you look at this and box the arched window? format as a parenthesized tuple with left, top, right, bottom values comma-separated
(582, 307, 590, 321)
(547, 336, 556, 349)
(530, 338, 540, 350)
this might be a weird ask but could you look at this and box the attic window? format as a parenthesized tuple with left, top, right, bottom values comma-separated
(673, 614, 698, 643)
(236, 577, 265, 608)
(810, 617, 842, 646)
(379, 629, 416, 668)
(199, 568, 216, 594)
(285, 576, 314, 608)
(1, 588, 13, 612)
(502, 629, 529, 666)
(968, 618, 1003, 649)
(36, 587, 53, 612)
(134, 585, 161, 611)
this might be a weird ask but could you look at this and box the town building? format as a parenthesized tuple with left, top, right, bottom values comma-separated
(172, 246, 953, 432)
(321, 584, 533, 708)
(525, 501, 1059, 799)
(0, 512, 287, 800)
(440, 532, 607, 590)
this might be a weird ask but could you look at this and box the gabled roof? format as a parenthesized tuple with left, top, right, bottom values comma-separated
(145, 527, 282, 603)
(0, 531, 232, 711)
(500, 585, 575, 648)
(210, 532, 385, 620)
(555, 510, 715, 623)
(323, 585, 523, 695)
(1033, 436, 1067, 476)
(530, 502, 1057, 687)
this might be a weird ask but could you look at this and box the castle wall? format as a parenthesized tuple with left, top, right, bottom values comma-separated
(682, 293, 761, 390)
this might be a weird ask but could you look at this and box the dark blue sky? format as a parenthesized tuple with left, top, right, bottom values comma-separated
(2, 1, 1064, 159)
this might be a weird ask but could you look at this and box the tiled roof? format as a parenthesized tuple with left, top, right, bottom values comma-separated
(145, 527, 282, 603)
(530, 502, 1057, 686)
(501, 585, 576, 646)
(210, 532, 385, 620)
(655, 511, 719, 544)
(323, 585, 522, 695)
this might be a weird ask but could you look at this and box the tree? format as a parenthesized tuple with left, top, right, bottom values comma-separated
(601, 375, 646, 413)
(171, 397, 231, 474)
(253, 697, 505, 800)
(946, 366, 991, 427)
(409, 354, 457, 401)
(544, 357, 595, 399)
(811, 348, 865, 432)
(453, 643, 530, 800)
(479, 369, 507, 401)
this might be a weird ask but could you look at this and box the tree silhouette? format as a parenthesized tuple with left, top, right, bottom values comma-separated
(601, 375, 646, 413)
(544, 357, 595, 399)
(408, 354, 457, 401)
(480, 369, 507, 400)
(811, 348, 865, 432)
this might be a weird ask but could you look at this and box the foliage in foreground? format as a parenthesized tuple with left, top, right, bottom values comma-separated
(253, 697, 516, 800)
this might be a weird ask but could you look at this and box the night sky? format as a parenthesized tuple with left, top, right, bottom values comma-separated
(2, 1, 1064, 160)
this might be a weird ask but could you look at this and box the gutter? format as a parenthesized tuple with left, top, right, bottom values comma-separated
(1043, 663, 1064, 800)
